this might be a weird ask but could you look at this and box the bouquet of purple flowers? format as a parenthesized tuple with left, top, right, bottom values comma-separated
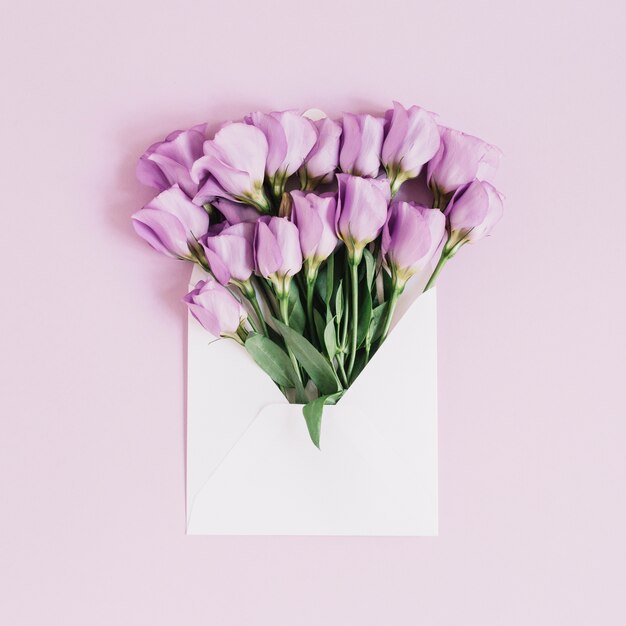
(133, 103, 503, 447)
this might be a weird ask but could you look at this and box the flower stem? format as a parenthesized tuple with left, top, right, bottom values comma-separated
(339, 266, 349, 349)
(248, 291, 268, 335)
(255, 277, 279, 316)
(306, 274, 316, 340)
(380, 287, 400, 342)
(337, 357, 349, 388)
(279, 295, 303, 384)
(425, 252, 449, 291)
(347, 258, 360, 378)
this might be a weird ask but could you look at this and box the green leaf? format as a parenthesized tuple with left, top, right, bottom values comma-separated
(273, 319, 340, 395)
(325, 254, 334, 306)
(244, 334, 298, 388)
(316, 265, 327, 302)
(367, 303, 388, 347)
(382, 266, 394, 300)
(302, 397, 325, 448)
(335, 279, 344, 322)
(363, 248, 376, 290)
(287, 280, 306, 334)
(356, 288, 372, 348)
(323, 316, 338, 359)
(302, 391, 344, 448)
(350, 350, 368, 383)
(313, 309, 326, 348)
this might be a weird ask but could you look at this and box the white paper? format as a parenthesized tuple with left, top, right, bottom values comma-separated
(186, 266, 438, 535)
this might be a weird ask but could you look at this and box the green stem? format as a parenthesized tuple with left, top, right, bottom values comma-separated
(340, 270, 349, 349)
(246, 315, 259, 333)
(425, 252, 449, 291)
(347, 259, 360, 377)
(337, 357, 349, 388)
(248, 291, 268, 335)
(256, 277, 279, 316)
(306, 274, 316, 340)
(279, 295, 303, 384)
(234, 327, 247, 344)
(380, 287, 400, 342)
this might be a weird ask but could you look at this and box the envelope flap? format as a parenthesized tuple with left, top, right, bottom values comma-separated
(187, 400, 437, 535)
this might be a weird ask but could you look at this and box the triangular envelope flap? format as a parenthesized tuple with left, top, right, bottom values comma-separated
(187, 402, 427, 535)
(186, 267, 285, 516)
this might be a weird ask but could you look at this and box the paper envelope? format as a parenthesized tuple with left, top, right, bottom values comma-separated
(186, 266, 437, 535)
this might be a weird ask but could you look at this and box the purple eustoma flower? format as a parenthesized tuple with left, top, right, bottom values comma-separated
(202, 223, 256, 288)
(339, 113, 385, 178)
(300, 117, 342, 190)
(211, 198, 261, 225)
(136, 124, 207, 198)
(191, 123, 272, 213)
(254, 217, 303, 296)
(131, 184, 210, 259)
(184, 279, 247, 339)
(336, 174, 390, 263)
(246, 110, 317, 198)
(445, 179, 504, 251)
(382, 201, 446, 289)
(290, 191, 339, 277)
(382, 102, 440, 196)
(427, 127, 502, 196)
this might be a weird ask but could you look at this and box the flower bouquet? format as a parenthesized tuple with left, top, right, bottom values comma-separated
(133, 103, 503, 449)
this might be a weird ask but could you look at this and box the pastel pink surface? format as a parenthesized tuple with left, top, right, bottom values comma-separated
(1, 0, 624, 624)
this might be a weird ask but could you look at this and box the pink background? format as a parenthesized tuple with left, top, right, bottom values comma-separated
(1, 0, 625, 624)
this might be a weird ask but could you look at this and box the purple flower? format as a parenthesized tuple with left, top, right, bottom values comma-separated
(339, 113, 384, 178)
(254, 217, 303, 296)
(300, 117, 342, 189)
(445, 179, 504, 250)
(382, 201, 446, 288)
(202, 222, 255, 287)
(427, 127, 502, 195)
(382, 102, 440, 195)
(131, 184, 210, 259)
(336, 174, 390, 263)
(191, 123, 271, 213)
(246, 110, 317, 197)
(211, 198, 261, 225)
(290, 191, 338, 274)
(136, 124, 206, 198)
(184, 278, 247, 338)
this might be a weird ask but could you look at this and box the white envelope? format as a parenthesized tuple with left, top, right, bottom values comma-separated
(186, 265, 438, 535)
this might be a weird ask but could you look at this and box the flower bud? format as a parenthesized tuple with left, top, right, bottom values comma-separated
(184, 278, 247, 339)
(245, 110, 317, 198)
(290, 191, 338, 276)
(254, 217, 303, 296)
(336, 174, 390, 263)
(427, 127, 502, 196)
(132, 184, 210, 259)
(300, 117, 342, 189)
(339, 113, 384, 178)
(136, 124, 206, 198)
(202, 223, 256, 288)
(191, 123, 271, 213)
(382, 201, 446, 289)
(381, 102, 440, 195)
(445, 179, 504, 251)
